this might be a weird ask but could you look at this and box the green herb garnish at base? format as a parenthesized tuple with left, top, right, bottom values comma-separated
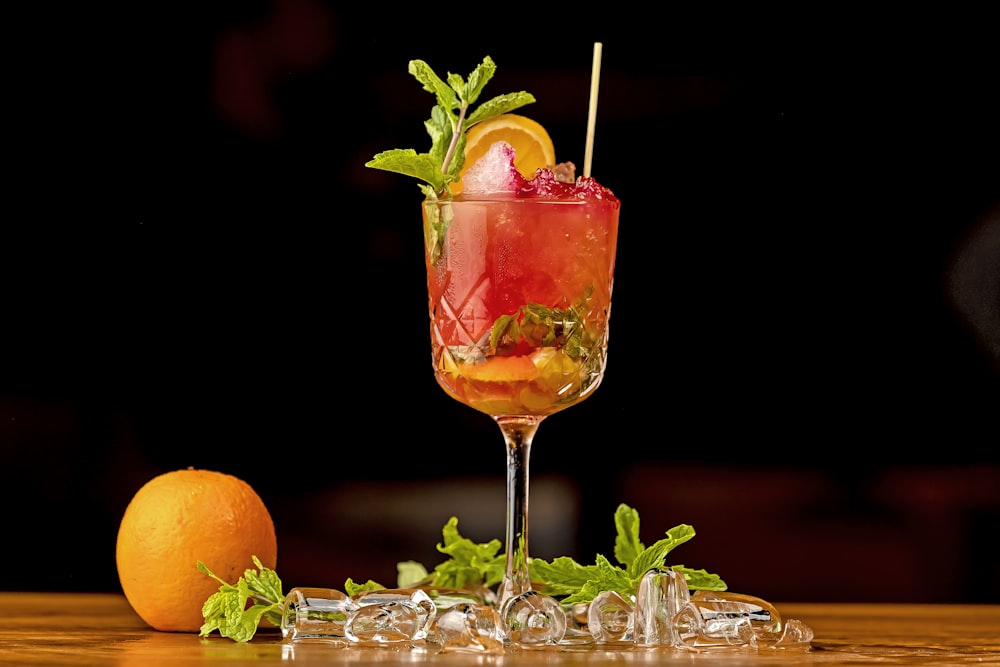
(531, 503, 727, 605)
(197, 504, 725, 642)
(198, 556, 284, 642)
(345, 515, 505, 597)
(354, 504, 726, 605)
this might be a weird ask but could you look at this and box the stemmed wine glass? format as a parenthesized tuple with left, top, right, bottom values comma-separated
(422, 188, 620, 645)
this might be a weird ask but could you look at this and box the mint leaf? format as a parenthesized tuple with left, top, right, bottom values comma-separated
(489, 313, 520, 353)
(397, 561, 431, 588)
(613, 503, 643, 567)
(458, 57, 493, 107)
(344, 578, 386, 597)
(629, 524, 697, 579)
(365, 149, 443, 187)
(672, 566, 728, 591)
(527, 556, 598, 597)
(466, 92, 538, 126)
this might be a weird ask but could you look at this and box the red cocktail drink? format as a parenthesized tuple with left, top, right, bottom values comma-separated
(424, 169, 620, 418)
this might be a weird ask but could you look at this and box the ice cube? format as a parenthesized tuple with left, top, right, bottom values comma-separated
(500, 590, 567, 646)
(771, 618, 815, 648)
(587, 590, 635, 644)
(461, 141, 525, 195)
(280, 587, 358, 641)
(350, 588, 436, 641)
(433, 602, 504, 654)
(344, 600, 420, 643)
(634, 568, 690, 647)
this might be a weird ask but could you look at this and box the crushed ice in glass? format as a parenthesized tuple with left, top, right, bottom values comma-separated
(460, 141, 522, 195)
(280, 570, 813, 654)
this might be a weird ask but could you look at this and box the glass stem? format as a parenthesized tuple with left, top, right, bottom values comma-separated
(496, 415, 544, 608)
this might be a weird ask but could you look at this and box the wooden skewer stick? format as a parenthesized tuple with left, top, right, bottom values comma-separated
(583, 42, 603, 179)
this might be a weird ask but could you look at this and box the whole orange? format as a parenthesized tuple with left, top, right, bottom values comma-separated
(115, 468, 277, 632)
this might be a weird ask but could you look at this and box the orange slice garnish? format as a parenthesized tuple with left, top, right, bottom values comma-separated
(454, 113, 556, 194)
(457, 354, 538, 383)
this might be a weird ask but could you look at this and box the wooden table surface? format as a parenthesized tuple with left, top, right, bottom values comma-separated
(1, 593, 998, 665)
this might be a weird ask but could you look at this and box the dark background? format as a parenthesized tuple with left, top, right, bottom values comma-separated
(3, 3, 999, 603)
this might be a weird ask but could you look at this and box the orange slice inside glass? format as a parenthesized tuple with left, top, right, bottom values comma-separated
(454, 113, 556, 195)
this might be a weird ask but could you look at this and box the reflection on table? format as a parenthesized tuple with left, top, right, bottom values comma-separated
(2, 593, 999, 665)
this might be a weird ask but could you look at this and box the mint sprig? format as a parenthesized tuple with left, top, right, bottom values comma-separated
(365, 55, 535, 197)
(198, 556, 284, 642)
(530, 504, 728, 605)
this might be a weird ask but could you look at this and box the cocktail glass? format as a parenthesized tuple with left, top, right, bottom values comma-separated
(423, 189, 619, 645)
